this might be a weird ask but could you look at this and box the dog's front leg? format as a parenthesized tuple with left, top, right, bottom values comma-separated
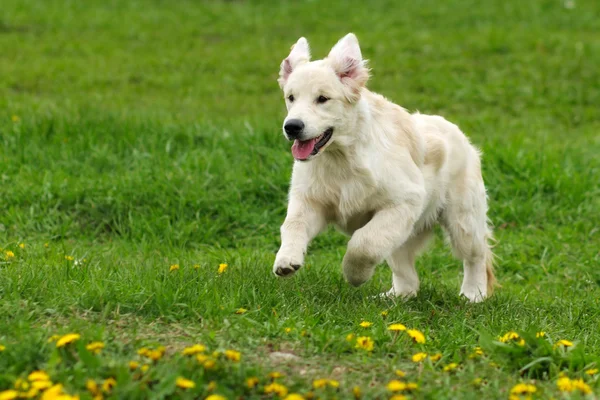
(343, 204, 420, 286)
(273, 197, 326, 277)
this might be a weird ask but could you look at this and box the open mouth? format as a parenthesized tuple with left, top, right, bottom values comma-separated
(291, 128, 333, 161)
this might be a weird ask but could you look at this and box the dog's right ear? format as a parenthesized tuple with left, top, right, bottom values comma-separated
(278, 37, 311, 88)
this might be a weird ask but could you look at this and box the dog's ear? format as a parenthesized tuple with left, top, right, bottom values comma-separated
(278, 37, 311, 88)
(327, 33, 369, 100)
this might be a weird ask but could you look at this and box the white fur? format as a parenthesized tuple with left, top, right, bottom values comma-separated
(274, 33, 495, 302)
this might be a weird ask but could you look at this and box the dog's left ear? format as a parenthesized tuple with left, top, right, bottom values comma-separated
(278, 37, 311, 88)
(327, 33, 369, 100)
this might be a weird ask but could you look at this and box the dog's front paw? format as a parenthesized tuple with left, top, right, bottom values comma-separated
(273, 254, 303, 278)
(460, 284, 487, 303)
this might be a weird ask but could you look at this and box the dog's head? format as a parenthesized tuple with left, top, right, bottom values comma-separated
(278, 33, 370, 161)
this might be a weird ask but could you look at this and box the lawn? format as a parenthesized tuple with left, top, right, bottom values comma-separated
(1, 0, 600, 399)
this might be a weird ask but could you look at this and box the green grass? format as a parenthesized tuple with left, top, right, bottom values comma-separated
(1, 0, 600, 399)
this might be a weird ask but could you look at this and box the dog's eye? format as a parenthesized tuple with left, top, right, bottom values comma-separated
(287, 95, 295, 102)
(316, 95, 329, 104)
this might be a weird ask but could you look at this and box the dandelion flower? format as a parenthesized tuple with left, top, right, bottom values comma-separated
(510, 383, 536, 395)
(443, 363, 459, 372)
(395, 370, 406, 377)
(182, 344, 206, 355)
(386, 380, 407, 392)
(175, 377, 195, 389)
(313, 379, 338, 389)
(18, 243, 25, 249)
(412, 352, 428, 362)
(193, 264, 200, 269)
(128, 361, 139, 370)
(387, 323, 406, 332)
(47, 335, 60, 343)
(203, 359, 216, 369)
(284, 394, 305, 400)
(268, 372, 284, 379)
(554, 339, 573, 348)
(0, 390, 18, 400)
(472, 378, 483, 386)
(65, 255, 74, 261)
(536, 331, 546, 338)
(205, 395, 226, 400)
(429, 353, 442, 361)
(56, 333, 80, 347)
(346, 333, 355, 342)
(86, 380, 100, 396)
(44, 243, 49, 248)
(235, 308, 247, 314)
(359, 321, 372, 328)
(284, 327, 293, 333)
(11, 115, 20, 123)
(102, 378, 116, 393)
(218, 263, 228, 274)
(86, 341, 105, 354)
(246, 377, 259, 389)
(264, 382, 288, 397)
(27, 371, 50, 382)
(352, 386, 361, 399)
(0, 345, 5, 352)
(140, 364, 150, 372)
(585, 368, 598, 376)
(389, 396, 407, 400)
(499, 331, 525, 346)
(5, 251, 15, 259)
(557, 377, 592, 394)
(31, 381, 52, 390)
(14, 379, 28, 390)
(169, 264, 179, 272)
(469, 347, 484, 358)
(355, 336, 374, 352)
(224, 349, 241, 362)
(406, 329, 426, 344)
(381, 310, 389, 318)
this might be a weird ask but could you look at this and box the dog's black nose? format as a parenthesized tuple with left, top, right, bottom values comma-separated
(284, 119, 304, 139)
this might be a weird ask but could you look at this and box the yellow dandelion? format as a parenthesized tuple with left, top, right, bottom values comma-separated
(395, 370, 406, 377)
(472, 378, 483, 386)
(386, 380, 407, 392)
(235, 308, 248, 314)
(359, 321, 373, 328)
(499, 331, 525, 346)
(346, 333, 355, 342)
(352, 386, 361, 399)
(86, 341, 105, 354)
(313, 379, 328, 389)
(406, 329, 426, 344)
(469, 347, 484, 358)
(175, 377, 195, 389)
(284, 394, 305, 400)
(102, 377, 116, 393)
(246, 377, 259, 389)
(510, 383, 536, 395)
(31, 381, 52, 390)
(205, 395, 226, 400)
(355, 336, 374, 352)
(412, 352, 428, 362)
(169, 264, 179, 272)
(224, 349, 241, 362)
(557, 377, 592, 394)
(56, 333, 80, 347)
(429, 353, 442, 361)
(387, 323, 407, 332)
(0, 345, 5, 352)
(86, 380, 100, 396)
(11, 115, 20, 123)
(18, 243, 25, 249)
(571, 378, 592, 394)
(536, 331, 546, 338)
(218, 263, 228, 274)
(585, 368, 598, 375)
(381, 310, 389, 318)
(47, 335, 60, 343)
(27, 371, 50, 382)
(264, 382, 288, 397)
(64, 255, 74, 261)
(182, 344, 206, 355)
(389, 396, 407, 400)
(128, 361, 139, 370)
(557, 377, 572, 392)
(554, 339, 573, 348)
(140, 364, 150, 372)
(14, 379, 29, 391)
(268, 372, 284, 379)
(284, 327, 293, 333)
(5, 251, 15, 259)
(44, 243, 49, 248)
(328, 380, 339, 388)
(207, 381, 217, 391)
(443, 363, 459, 372)
(203, 359, 216, 369)
(0, 390, 18, 400)
(193, 264, 200, 269)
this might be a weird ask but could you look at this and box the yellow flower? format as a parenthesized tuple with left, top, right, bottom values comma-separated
(40, 384, 64, 400)
(554, 339, 573, 348)
(139, 346, 165, 361)
(510, 383, 536, 395)
(312, 379, 338, 389)
(56, 333, 81, 347)
(235, 308, 248, 314)
(359, 321, 373, 328)
(472, 378, 483, 386)
(5, 251, 15, 259)
(0, 345, 5, 352)
(86, 380, 100, 396)
(102, 378, 116, 393)
(412, 352, 428, 362)
(14, 378, 28, 390)
(387, 323, 406, 332)
(86, 341, 105, 354)
(381, 310, 389, 318)
(140, 365, 150, 372)
(284, 394, 305, 400)
(469, 347, 484, 358)
(20, 388, 39, 399)
(390, 396, 407, 400)
(264, 382, 288, 397)
(386, 380, 407, 392)
(499, 331, 525, 346)
(429, 353, 442, 361)
(406, 329, 426, 344)
(28, 371, 50, 382)
(571, 379, 592, 394)
(352, 386, 361, 399)
(31, 381, 52, 390)
(355, 336, 374, 351)
(443, 363, 459, 372)
(47, 335, 60, 343)
(128, 361, 139, 370)
(218, 263, 228, 274)
(557, 377, 592, 394)
(65, 255, 74, 261)
(44, 243, 49, 248)
(18, 243, 25, 249)
(203, 359, 216, 369)
(224, 349, 241, 362)
(536, 331, 546, 338)
(182, 344, 206, 355)
(346, 333, 355, 342)
(175, 377, 195, 389)
(0, 390, 18, 400)
(395, 370, 406, 377)
(268, 372, 284, 379)
(585, 368, 598, 375)
(193, 264, 200, 269)
(169, 264, 179, 272)
(205, 380, 216, 391)
(11, 115, 20, 123)
(246, 377, 259, 389)
(205, 395, 226, 400)
(557, 377, 572, 392)
(284, 327, 293, 333)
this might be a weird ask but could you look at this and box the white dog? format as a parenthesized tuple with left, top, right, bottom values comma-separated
(273, 33, 495, 302)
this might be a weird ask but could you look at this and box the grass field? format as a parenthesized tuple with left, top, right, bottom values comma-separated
(1, 0, 600, 399)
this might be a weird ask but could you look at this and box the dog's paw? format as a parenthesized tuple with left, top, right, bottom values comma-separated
(373, 288, 417, 301)
(273, 255, 303, 278)
(460, 286, 487, 303)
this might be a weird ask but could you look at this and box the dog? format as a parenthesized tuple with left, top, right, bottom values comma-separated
(272, 33, 495, 302)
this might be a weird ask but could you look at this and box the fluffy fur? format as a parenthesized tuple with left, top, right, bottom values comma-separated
(273, 33, 496, 302)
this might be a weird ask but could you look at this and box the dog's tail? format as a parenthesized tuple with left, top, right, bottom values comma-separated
(485, 231, 498, 295)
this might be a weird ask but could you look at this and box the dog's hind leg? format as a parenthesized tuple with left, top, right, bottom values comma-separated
(441, 173, 495, 302)
(384, 229, 433, 298)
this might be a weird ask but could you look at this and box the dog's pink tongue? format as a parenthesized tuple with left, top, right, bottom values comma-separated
(291, 138, 317, 160)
